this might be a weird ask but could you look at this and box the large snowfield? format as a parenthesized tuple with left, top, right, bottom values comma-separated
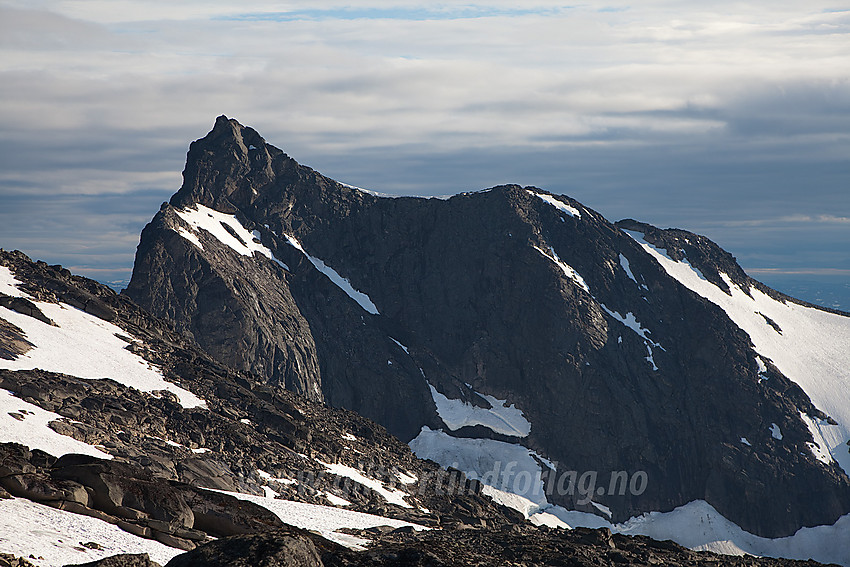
(410, 425, 850, 565)
(0, 498, 181, 567)
(0, 267, 205, 408)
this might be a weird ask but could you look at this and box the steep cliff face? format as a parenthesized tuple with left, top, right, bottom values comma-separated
(124, 116, 850, 539)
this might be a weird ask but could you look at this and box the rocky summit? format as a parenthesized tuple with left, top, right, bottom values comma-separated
(2, 115, 850, 566)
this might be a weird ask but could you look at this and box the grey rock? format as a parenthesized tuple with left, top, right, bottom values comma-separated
(0, 294, 54, 326)
(0, 317, 33, 360)
(164, 530, 324, 567)
(63, 554, 161, 567)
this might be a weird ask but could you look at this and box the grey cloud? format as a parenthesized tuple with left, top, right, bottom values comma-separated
(0, 191, 171, 283)
(0, 6, 113, 49)
(720, 80, 850, 138)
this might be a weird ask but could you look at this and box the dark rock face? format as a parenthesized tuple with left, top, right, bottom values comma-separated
(128, 207, 323, 403)
(123, 116, 850, 538)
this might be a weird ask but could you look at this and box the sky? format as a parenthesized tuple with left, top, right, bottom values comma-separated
(0, 1, 848, 307)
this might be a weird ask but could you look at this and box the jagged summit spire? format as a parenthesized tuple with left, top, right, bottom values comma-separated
(169, 116, 281, 211)
(208, 114, 245, 141)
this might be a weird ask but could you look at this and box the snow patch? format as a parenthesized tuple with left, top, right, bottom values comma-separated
(323, 491, 352, 507)
(320, 461, 411, 508)
(339, 182, 395, 198)
(207, 489, 426, 550)
(175, 227, 203, 250)
(410, 427, 548, 516)
(428, 383, 531, 437)
(174, 204, 288, 271)
(770, 423, 783, 440)
(619, 253, 648, 290)
(530, 511, 571, 529)
(0, 286, 205, 409)
(257, 469, 296, 485)
(533, 245, 590, 293)
(284, 234, 379, 315)
(600, 304, 662, 371)
(527, 190, 581, 218)
(799, 411, 835, 465)
(389, 337, 409, 355)
(395, 470, 418, 485)
(0, 390, 111, 459)
(0, 265, 26, 297)
(619, 254, 637, 283)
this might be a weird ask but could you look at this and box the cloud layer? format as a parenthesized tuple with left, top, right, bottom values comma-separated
(0, 1, 847, 300)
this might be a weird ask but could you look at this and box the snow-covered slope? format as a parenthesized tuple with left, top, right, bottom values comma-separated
(0, 390, 110, 459)
(626, 229, 850, 475)
(0, 267, 205, 409)
(0, 498, 181, 567)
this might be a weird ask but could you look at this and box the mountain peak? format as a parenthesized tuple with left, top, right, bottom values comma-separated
(170, 116, 279, 210)
(210, 114, 246, 143)
(128, 118, 850, 545)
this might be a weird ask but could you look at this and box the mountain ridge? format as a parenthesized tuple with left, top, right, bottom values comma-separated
(123, 116, 850, 543)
